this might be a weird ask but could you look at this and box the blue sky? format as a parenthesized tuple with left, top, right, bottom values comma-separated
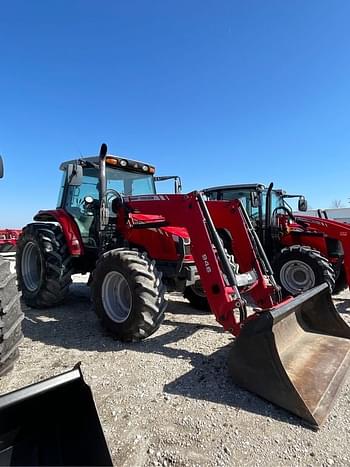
(1, 1, 350, 226)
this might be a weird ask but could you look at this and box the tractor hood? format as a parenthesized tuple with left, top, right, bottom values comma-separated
(294, 214, 350, 236)
(130, 213, 190, 240)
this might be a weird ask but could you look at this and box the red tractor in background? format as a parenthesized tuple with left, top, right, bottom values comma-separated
(16, 144, 350, 427)
(203, 183, 349, 296)
(0, 229, 21, 252)
(0, 156, 21, 253)
(292, 212, 350, 293)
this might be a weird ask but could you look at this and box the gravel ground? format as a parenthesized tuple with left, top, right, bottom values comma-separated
(1, 254, 350, 466)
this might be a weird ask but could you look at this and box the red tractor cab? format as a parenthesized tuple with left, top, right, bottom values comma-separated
(203, 183, 340, 296)
(17, 148, 198, 309)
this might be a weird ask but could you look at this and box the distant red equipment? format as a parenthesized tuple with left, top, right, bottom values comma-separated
(0, 229, 21, 252)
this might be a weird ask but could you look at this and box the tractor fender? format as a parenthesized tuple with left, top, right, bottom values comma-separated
(281, 231, 328, 257)
(33, 209, 84, 256)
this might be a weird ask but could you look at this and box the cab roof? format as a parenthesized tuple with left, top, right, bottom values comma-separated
(59, 155, 153, 171)
(203, 183, 285, 196)
(203, 183, 266, 193)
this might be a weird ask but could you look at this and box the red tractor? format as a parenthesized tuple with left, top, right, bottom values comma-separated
(292, 211, 350, 293)
(0, 229, 21, 252)
(203, 183, 347, 296)
(16, 148, 198, 314)
(16, 145, 350, 426)
(0, 156, 23, 376)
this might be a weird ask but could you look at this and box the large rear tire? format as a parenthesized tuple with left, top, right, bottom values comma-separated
(0, 257, 23, 376)
(272, 245, 335, 297)
(91, 249, 166, 342)
(16, 223, 73, 308)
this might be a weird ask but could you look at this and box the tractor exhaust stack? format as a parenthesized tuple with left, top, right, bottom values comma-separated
(229, 283, 350, 426)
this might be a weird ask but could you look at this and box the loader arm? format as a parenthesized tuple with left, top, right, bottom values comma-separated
(119, 192, 277, 336)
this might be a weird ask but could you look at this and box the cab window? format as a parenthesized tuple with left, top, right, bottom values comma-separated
(261, 191, 284, 218)
(209, 189, 259, 219)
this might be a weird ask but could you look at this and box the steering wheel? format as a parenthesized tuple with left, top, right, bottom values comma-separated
(100, 189, 124, 226)
(272, 205, 296, 223)
(105, 189, 123, 204)
(271, 205, 310, 230)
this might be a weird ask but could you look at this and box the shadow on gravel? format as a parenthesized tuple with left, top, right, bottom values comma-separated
(165, 295, 211, 316)
(21, 283, 307, 429)
(163, 343, 307, 429)
(21, 282, 218, 354)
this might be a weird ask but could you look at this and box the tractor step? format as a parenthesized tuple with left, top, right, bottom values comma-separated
(228, 283, 350, 426)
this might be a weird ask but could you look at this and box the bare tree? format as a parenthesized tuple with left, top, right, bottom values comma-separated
(331, 199, 343, 208)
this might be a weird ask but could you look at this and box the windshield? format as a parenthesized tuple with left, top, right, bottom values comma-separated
(261, 190, 285, 218)
(67, 166, 156, 202)
(106, 167, 156, 195)
(63, 166, 156, 208)
(60, 165, 155, 246)
(206, 189, 259, 218)
(205, 187, 287, 229)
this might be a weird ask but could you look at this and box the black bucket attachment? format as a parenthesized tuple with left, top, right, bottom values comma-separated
(0, 366, 112, 466)
(229, 283, 350, 427)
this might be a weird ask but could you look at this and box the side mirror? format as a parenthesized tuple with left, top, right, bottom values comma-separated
(317, 209, 328, 219)
(175, 177, 182, 194)
(67, 164, 83, 186)
(0, 157, 3, 179)
(298, 196, 308, 212)
(250, 191, 259, 208)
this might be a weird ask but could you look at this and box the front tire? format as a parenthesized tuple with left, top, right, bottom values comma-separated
(91, 249, 166, 342)
(0, 257, 24, 376)
(16, 223, 73, 308)
(272, 245, 335, 296)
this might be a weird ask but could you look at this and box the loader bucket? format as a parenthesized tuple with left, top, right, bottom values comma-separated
(0, 366, 112, 466)
(229, 283, 350, 427)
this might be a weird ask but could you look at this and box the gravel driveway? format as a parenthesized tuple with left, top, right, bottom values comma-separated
(1, 260, 350, 466)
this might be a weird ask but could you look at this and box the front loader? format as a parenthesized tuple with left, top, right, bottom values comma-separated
(16, 144, 350, 427)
